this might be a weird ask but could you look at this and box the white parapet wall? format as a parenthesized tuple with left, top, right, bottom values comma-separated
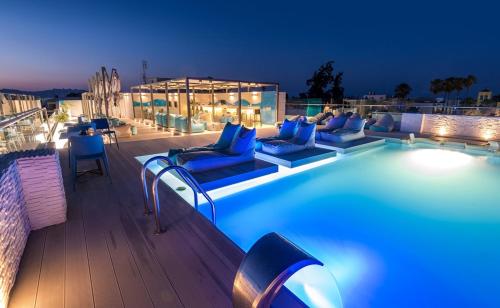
(0, 150, 67, 308)
(400, 113, 499, 141)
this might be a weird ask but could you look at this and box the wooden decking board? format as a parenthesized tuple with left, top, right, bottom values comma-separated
(79, 182, 125, 308)
(34, 223, 65, 308)
(7, 230, 46, 308)
(9, 130, 305, 308)
(64, 192, 94, 308)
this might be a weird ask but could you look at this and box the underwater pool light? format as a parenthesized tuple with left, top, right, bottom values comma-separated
(409, 149, 472, 171)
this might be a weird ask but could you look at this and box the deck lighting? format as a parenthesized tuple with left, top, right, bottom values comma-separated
(482, 130, 494, 141)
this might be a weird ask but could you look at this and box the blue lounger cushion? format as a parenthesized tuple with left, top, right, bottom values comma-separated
(214, 122, 241, 149)
(370, 114, 395, 132)
(343, 114, 364, 131)
(291, 121, 316, 146)
(261, 140, 307, 155)
(256, 119, 297, 150)
(261, 122, 316, 155)
(176, 149, 254, 173)
(227, 127, 256, 155)
(319, 119, 367, 143)
(279, 118, 298, 139)
(316, 113, 348, 139)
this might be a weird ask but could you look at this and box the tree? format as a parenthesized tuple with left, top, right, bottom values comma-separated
(394, 83, 412, 100)
(463, 74, 477, 102)
(452, 77, 464, 107)
(430, 79, 444, 97)
(303, 61, 335, 103)
(329, 72, 344, 104)
(443, 78, 455, 109)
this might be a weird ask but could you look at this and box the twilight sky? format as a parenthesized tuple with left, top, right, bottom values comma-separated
(1, 0, 499, 97)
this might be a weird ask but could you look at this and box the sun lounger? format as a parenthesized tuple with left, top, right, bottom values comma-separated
(176, 126, 256, 173)
(261, 121, 316, 155)
(369, 113, 395, 132)
(315, 113, 348, 138)
(256, 118, 299, 150)
(318, 114, 367, 143)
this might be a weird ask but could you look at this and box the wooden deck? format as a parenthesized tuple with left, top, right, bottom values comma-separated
(8, 129, 293, 308)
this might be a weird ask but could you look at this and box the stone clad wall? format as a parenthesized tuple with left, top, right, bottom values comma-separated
(400, 113, 500, 140)
(16, 153, 67, 230)
(421, 114, 499, 140)
(0, 150, 67, 308)
(0, 163, 31, 308)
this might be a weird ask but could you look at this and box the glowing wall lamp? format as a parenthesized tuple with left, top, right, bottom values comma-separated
(438, 126, 447, 136)
(482, 129, 494, 141)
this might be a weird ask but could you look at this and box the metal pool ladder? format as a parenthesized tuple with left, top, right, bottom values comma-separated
(141, 156, 216, 234)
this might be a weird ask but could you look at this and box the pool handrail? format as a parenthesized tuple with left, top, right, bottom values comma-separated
(141, 155, 174, 215)
(152, 164, 216, 234)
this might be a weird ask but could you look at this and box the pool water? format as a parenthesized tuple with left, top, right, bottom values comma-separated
(197, 144, 500, 307)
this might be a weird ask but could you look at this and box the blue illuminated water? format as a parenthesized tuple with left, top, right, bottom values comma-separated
(198, 144, 500, 307)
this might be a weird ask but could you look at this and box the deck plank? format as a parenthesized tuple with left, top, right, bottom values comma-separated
(7, 230, 46, 308)
(34, 223, 65, 308)
(64, 193, 94, 308)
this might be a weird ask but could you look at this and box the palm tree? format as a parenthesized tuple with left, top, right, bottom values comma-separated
(430, 79, 444, 97)
(463, 74, 477, 104)
(452, 77, 464, 108)
(443, 78, 455, 112)
(430, 79, 444, 112)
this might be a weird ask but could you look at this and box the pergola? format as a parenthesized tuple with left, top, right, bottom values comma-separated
(130, 77, 279, 133)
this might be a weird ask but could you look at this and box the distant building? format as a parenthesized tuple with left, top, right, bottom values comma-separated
(363, 92, 387, 102)
(477, 89, 492, 103)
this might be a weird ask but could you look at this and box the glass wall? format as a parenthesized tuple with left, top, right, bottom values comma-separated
(131, 78, 279, 133)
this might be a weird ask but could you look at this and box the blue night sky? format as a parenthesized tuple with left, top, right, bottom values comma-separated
(1, 0, 499, 97)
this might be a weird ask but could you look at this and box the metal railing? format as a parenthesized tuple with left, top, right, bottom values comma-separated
(285, 102, 500, 117)
(141, 156, 216, 234)
(0, 107, 52, 154)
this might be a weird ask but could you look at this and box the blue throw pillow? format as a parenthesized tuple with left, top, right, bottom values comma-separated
(343, 114, 364, 131)
(227, 127, 256, 154)
(279, 118, 298, 139)
(325, 113, 348, 130)
(214, 122, 241, 149)
(291, 122, 316, 145)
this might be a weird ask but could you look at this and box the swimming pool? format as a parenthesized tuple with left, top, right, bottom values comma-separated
(192, 144, 500, 307)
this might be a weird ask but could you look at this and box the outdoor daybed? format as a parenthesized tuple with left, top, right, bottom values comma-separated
(317, 113, 367, 143)
(369, 113, 395, 132)
(260, 121, 317, 155)
(315, 113, 349, 138)
(169, 123, 257, 173)
(255, 118, 299, 150)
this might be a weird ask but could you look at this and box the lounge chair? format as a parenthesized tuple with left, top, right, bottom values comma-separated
(369, 113, 395, 132)
(261, 121, 316, 155)
(255, 118, 298, 150)
(176, 126, 256, 173)
(168, 122, 241, 160)
(318, 114, 366, 143)
(315, 113, 348, 138)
